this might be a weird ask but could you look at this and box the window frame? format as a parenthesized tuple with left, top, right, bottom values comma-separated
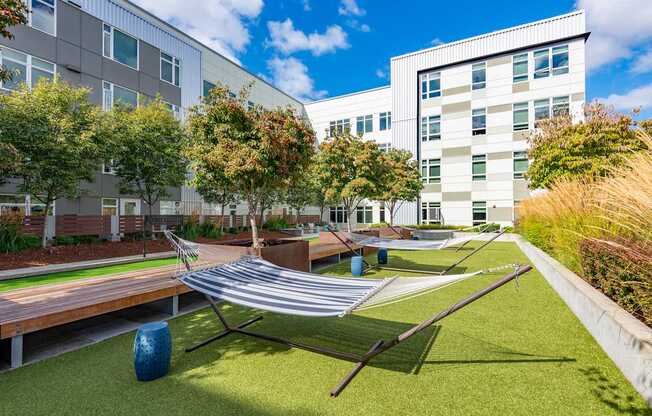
(513, 102, 529, 131)
(164, 102, 181, 120)
(421, 71, 441, 100)
(28, 0, 56, 36)
(421, 202, 441, 225)
(203, 80, 216, 97)
(356, 206, 373, 224)
(421, 158, 441, 184)
(102, 24, 139, 71)
(328, 119, 351, 137)
(471, 62, 486, 90)
(101, 198, 119, 216)
(0, 47, 55, 91)
(356, 114, 373, 134)
(379, 111, 391, 131)
(552, 45, 569, 75)
(102, 81, 139, 111)
(513, 53, 528, 83)
(421, 115, 441, 141)
(329, 206, 347, 223)
(377, 143, 391, 153)
(552, 95, 570, 116)
(472, 201, 487, 226)
(533, 48, 550, 79)
(472, 108, 486, 136)
(472, 154, 487, 181)
(513, 151, 529, 179)
(160, 51, 181, 87)
(534, 98, 551, 125)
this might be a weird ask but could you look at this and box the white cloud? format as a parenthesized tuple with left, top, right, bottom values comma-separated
(301, 0, 311, 11)
(375, 68, 386, 79)
(130, 0, 263, 64)
(338, 0, 365, 16)
(430, 38, 444, 47)
(266, 19, 349, 56)
(346, 19, 370, 32)
(597, 82, 652, 111)
(576, 0, 652, 71)
(631, 48, 652, 74)
(266, 57, 327, 102)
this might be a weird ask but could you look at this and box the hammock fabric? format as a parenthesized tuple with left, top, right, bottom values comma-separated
(341, 231, 477, 251)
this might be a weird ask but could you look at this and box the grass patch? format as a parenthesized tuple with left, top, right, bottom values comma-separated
(0, 258, 177, 293)
(0, 242, 648, 415)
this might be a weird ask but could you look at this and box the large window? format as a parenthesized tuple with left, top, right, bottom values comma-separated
(472, 62, 486, 90)
(472, 154, 486, 181)
(513, 53, 528, 83)
(534, 45, 569, 79)
(513, 151, 529, 179)
(472, 108, 486, 136)
(421, 115, 441, 141)
(380, 111, 391, 131)
(356, 114, 373, 134)
(534, 98, 550, 124)
(513, 102, 529, 131)
(102, 198, 118, 216)
(421, 158, 441, 184)
(160, 52, 180, 87)
(533, 49, 550, 79)
(203, 80, 216, 97)
(472, 201, 487, 226)
(30, 0, 56, 35)
(421, 202, 441, 224)
(356, 206, 373, 224)
(377, 143, 391, 153)
(160, 201, 181, 215)
(552, 45, 569, 75)
(329, 206, 347, 223)
(164, 102, 181, 120)
(328, 119, 350, 137)
(0, 47, 55, 91)
(103, 81, 138, 110)
(103, 24, 138, 70)
(552, 96, 570, 116)
(421, 71, 441, 99)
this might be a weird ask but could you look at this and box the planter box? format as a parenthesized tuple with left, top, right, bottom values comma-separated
(515, 236, 652, 407)
(218, 238, 310, 272)
(318, 230, 379, 256)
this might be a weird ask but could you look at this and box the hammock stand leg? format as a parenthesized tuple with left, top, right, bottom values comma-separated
(327, 226, 372, 270)
(438, 230, 506, 275)
(330, 264, 532, 397)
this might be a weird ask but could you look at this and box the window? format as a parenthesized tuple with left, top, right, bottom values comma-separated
(103, 81, 138, 110)
(421, 115, 441, 141)
(160, 201, 180, 215)
(552, 96, 570, 116)
(534, 98, 550, 124)
(472, 154, 486, 181)
(421, 159, 441, 184)
(513, 102, 529, 131)
(203, 80, 216, 97)
(421, 71, 441, 99)
(0, 47, 55, 91)
(472, 62, 486, 90)
(377, 143, 391, 153)
(0, 195, 26, 216)
(380, 111, 391, 131)
(103, 160, 117, 175)
(328, 119, 350, 136)
(513, 53, 528, 83)
(472, 201, 487, 226)
(103, 24, 138, 70)
(164, 102, 181, 120)
(30, 0, 56, 35)
(552, 45, 569, 75)
(421, 202, 441, 224)
(228, 91, 236, 99)
(329, 206, 347, 223)
(356, 114, 373, 134)
(533, 49, 550, 79)
(472, 108, 486, 135)
(513, 151, 529, 179)
(356, 206, 373, 224)
(379, 206, 385, 223)
(160, 52, 180, 87)
(102, 198, 118, 216)
(247, 101, 254, 111)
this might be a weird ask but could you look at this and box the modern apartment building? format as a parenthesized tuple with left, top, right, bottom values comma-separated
(0, 0, 302, 218)
(305, 11, 587, 227)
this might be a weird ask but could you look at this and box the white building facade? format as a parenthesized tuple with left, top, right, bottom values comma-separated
(305, 11, 587, 227)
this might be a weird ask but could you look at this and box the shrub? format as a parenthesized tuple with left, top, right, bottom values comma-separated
(198, 220, 222, 239)
(0, 216, 41, 253)
(263, 217, 290, 231)
(368, 223, 389, 228)
(178, 215, 201, 241)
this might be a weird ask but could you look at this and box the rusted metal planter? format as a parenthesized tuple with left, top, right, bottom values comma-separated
(218, 238, 310, 272)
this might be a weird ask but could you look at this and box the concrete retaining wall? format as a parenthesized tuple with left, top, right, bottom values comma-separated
(515, 236, 652, 406)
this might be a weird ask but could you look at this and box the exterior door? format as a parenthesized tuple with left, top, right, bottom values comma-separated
(121, 199, 141, 216)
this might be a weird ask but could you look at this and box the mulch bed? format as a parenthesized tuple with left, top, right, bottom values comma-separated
(0, 230, 296, 271)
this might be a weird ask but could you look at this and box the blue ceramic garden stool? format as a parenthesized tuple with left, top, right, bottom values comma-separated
(134, 321, 171, 382)
(351, 255, 363, 277)
(377, 248, 388, 265)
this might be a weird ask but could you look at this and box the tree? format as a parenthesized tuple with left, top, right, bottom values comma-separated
(285, 174, 317, 225)
(377, 149, 422, 226)
(0, 142, 19, 186)
(527, 103, 648, 189)
(186, 85, 315, 249)
(0, 1, 28, 82)
(108, 98, 187, 231)
(0, 78, 107, 247)
(193, 170, 238, 232)
(315, 133, 386, 232)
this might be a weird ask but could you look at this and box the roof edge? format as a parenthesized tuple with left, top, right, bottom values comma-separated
(304, 85, 391, 106)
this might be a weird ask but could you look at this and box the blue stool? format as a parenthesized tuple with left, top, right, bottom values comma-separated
(134, 321, 171, 382)
(377, 248, 388, 265)
(351, 255, 363, 277)
(412, 236, 419, 240)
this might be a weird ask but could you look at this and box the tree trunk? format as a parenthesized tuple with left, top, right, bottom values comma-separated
(319, 203, 325, 224)
(295, 207, 301, 226)
(249, 208, 260, 250)
(345, 205, 353, 232)
(219, 203, 225, 233)
(41, 200, 51, 248)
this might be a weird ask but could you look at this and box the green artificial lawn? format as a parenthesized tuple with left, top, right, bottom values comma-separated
(0, 258, 177, 293)
(0, 242, 649, 415)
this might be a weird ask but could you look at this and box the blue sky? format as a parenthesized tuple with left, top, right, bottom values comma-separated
(133, 0, 652, 118)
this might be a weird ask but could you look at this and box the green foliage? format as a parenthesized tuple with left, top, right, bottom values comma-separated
(408, 224, 467, 230)
(263, 217, 290, 231)
(198, 220, 222, 239)
(0, 0, 28, 82)
(0, 78, 108, 247)
(377, 149, 422, 225)
(186, 83, 315, 248)
(285, 174, 318, 222)
(106, 97, 187, 216)
(314, 133, 385, 231)
(0, 217, 40, 253)
(527, 103, 648, 189)
(368, 223, 389, 228)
